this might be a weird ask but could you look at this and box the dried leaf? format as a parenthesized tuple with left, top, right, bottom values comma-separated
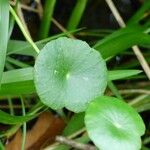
(6, 130, 22, 150)
(6, 112, 65, 150)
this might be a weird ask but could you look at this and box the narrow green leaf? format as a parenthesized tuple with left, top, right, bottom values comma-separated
(94, 27, 150, 59)
(6, 56, 30, 68)
(0, 0, 9, 85)
(63, 113, 85, 136)
(0, 68, 139, 96)
(7, 29, 82, 57)
(34, 37, 107, 112)
(7, 40, 38, 57)
(67, 0, 88, 30)
(9, 6, 40, 53)
(20, 96, 27, 150)
(85, 96, 145, 150)
(108, 70, 142, 81)
(38, 0, 56, 39)
(108, 81, 123, 100)
(128, 0, 150, 25)
(0, 68, 35, 96)
(0, 80, 35, 96)
(0, 109, 33, 124)
(2, 67, 33, 83)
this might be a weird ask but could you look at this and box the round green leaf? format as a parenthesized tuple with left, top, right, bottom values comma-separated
(85, 96, 145, 150)
(34, 37, 107, 112)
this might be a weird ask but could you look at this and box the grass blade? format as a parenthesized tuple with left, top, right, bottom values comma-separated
(108, 70, 142, 80)
(128, 0, 150, 25)
(94, 27, 150, 59)
(9, 6, 40, 54)
(0, 109, 33, 124)
(20, 96, 27, 150)
(0, 0, 9, 86)
(6, 56, 30, 68)
(38, 0, 56, 39)
(108, 81, 123, 100)
(0, 68, 35, 95)
(67, 0, 88, 30)
(7, 29, 82, 57)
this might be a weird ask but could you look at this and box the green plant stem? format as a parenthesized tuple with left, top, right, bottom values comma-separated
(108, 81, 123, 100)
(9, 6, 40, 54)
(38, 0, 56, 39)
(8, 96, 14, 115)
(20, 96, 26, 150)
(9, 0, 19, 38)
(67, 0, 88, 30)
(129, 94, 149, 106)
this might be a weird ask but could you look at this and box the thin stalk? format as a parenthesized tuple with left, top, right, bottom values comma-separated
(44, 127, 86, 150)
(105, 0, 150, 80)
(52, 18, 75, 38)
(119, 89, 150, 95)
(8, 0, 19, 38)
(55, 136, 96, 150)
(9, 6, 40, 54)
(20, 96, 26, 150)
(17, 2, 32, 40)
(108, 81, 123, 100)
(129, 94, 149, 106)
(38, 0, 56, 39)
(8, 96, 14, 115)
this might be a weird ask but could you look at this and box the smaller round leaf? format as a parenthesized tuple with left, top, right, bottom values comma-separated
(34, 37, 107, 112)
(85, 96, 145, 150)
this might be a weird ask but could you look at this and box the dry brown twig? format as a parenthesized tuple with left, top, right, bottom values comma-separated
(105, 0, 150, 80)
(16, 2, 32, 39)
(56, 136, 96, 150)
(44, 128, 86, 150)
(15, 0, 75, 39)
(119, 89, 150, 95)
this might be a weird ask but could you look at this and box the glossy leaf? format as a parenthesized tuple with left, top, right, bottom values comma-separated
(34, 37, 107, 112)
(85, 96, 145, 150)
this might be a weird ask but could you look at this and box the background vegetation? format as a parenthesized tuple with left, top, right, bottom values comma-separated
(0, 0, 149, 150)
